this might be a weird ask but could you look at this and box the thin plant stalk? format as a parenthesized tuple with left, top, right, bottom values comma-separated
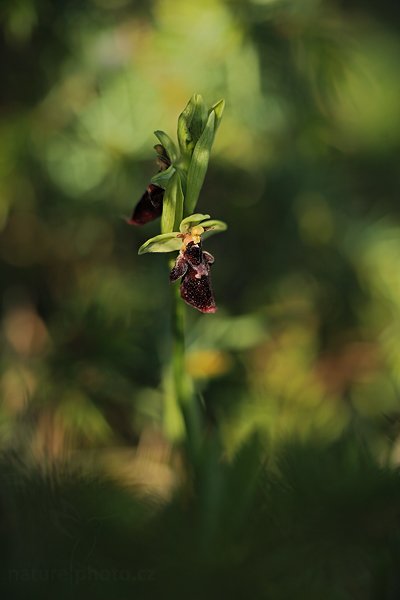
(170, 269, 202, 459)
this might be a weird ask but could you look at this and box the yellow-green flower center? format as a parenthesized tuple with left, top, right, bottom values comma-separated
(181, 225, 205, 249)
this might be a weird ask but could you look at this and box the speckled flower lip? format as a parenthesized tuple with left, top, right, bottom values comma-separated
(170, 239, 216, 313)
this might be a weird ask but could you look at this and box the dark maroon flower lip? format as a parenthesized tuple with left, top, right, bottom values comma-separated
(126, 184, 164, 225)
(170, 241, 217, 313)
(127, 145, 171, 226)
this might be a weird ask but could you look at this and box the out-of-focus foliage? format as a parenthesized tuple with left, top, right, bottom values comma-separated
(1, 0, 400, 597)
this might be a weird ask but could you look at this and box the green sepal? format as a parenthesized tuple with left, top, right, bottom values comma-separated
(185, 110, 215, 215)
(138, 232, 181, 255)
(201, 219, 228, 239)
(154, 130, 178, 163)
(150, 164, 175, 189)
(161, 171, 184, 234)
(177, 94, 208, 159)
(179, 213, 210, 233)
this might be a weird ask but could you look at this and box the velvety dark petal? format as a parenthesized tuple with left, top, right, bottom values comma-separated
(148, 184, 165, 209)
(127, 184, 164, 225)
(184, 243, 209, 278)
(184, 241, 203, 266)
(170, 252, 188, 282)
(180, 266, 217, 313)
(127, 144, 171, 226)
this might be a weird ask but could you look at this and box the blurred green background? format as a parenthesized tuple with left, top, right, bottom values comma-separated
(1, 0, 400, 598)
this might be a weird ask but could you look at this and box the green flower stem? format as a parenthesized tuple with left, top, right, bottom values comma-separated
(170, 260, 201, 459)
(171, 271, 185, 404)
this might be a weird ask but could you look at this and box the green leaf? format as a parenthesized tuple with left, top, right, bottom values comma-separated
(175, 166, 187, 196)
(177, 97, 195, 157)
(138, 232, 181, 255)
(150, 164, 175, 188)
(161, 171, 184, 234)
(185, 111, 215, 215)
(179, 213, 210, 233)
(173, 172, 184, 231)
(201, 219, 228, 239)
(177, 94, 208, 159)
(154, 130, 178, 163)
(209, 99, 225, 135)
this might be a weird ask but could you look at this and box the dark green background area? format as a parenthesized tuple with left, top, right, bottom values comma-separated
(1, 1, 400, 597)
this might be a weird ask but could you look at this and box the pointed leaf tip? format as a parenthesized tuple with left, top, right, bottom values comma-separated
(185, 111, 216, 214)
(201, 219, 228, 240)
(211, 99, 225, 132)
(154, 130, 178, 163)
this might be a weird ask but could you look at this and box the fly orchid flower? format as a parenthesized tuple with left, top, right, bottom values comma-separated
(170, 226, 216, 313)
(127, 144, 172, 225)
(138, 215, 227, 313)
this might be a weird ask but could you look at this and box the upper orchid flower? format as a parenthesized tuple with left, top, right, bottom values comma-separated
(127, 144, 172, 225)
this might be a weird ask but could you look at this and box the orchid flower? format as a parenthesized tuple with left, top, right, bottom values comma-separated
(138, 215, 226, 313)
(127, 144, 171, 225)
